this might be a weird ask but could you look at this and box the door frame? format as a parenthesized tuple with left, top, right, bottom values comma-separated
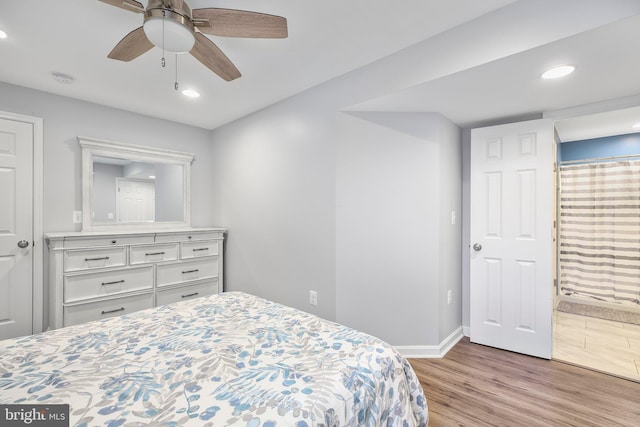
(0, 110, 44, 334)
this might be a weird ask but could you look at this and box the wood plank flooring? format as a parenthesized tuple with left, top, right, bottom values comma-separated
(409, 338, 640, 427)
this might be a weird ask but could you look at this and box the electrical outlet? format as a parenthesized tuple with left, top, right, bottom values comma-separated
(447, 289, 452, 305)
(73, 211, 82, 224)
(309, 290, 318, 306)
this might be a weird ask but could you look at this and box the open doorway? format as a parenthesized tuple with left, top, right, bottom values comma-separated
(553, 107, 640, 382)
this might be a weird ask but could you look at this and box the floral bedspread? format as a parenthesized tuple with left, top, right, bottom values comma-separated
(0, 292, 428, 426)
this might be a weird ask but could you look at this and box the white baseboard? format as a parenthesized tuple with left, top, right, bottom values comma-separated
(395, 326, 464, 358)
(463, 325, 470, 337)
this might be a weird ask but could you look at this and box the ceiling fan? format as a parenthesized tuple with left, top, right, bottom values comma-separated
(98, 0, 288, 81)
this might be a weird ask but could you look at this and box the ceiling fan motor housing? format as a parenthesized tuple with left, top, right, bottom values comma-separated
(143, 0, 195, 53)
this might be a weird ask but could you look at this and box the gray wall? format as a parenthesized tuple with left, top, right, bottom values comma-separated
(0, 82, 214, 233)
(155, 163, 185, 222)
(209, 95, 337, 320)
(336, 112, 461, 345)
(92, 162, 122, 223)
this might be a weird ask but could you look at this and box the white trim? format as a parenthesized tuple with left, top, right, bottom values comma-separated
(77, 136, 194, 163)
(463, 325, 470, 337)
(0, 111, 44, 334)
(395, 326, 464, 358)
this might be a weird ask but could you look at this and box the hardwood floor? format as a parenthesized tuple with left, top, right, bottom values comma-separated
(409, 338, 640, 427)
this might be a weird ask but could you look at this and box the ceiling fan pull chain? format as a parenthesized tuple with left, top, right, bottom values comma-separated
(161, 14, 166, 68)
(174, 54, 179, 91)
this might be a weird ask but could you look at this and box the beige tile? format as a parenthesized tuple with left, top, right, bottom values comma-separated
(553, 335, 586, 352)
(554, 345, 640, 380)
(554, 312, 586, 329)
(622, 322, 640, 332)
(585, 316, 625, 330)
(584, 322, 634, 340)
(621, 323, 640, 340)
(628, 337, 640, 352)
(585, 336, 632, 353)
(553, 312, 640, 381)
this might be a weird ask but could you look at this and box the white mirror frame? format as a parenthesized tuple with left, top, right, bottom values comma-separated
(79, 136, 194, 231)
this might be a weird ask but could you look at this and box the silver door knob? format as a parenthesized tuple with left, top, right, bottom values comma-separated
(472, 243, 482, 252)
(17, 240, 29, 249)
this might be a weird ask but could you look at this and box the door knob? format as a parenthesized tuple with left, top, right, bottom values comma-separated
(17, 240, 29, 249)
(472, 243, 482, 252)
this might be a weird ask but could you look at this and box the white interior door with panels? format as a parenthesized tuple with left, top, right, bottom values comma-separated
(470, 118, 554, 359)
(0, 113, 43, 340)
(117, 178, 155, 222)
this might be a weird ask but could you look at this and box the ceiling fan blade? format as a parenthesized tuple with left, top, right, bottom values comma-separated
(192, 8, 288, 38)
(190, 33, 241, 81)
(108, 27, 154, 61)
(98, 0, 145, 13)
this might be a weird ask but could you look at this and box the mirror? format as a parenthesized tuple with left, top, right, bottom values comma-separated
(79, 137, 194, 231)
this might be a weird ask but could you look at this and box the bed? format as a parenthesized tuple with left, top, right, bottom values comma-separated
(0, 292, 428, 426)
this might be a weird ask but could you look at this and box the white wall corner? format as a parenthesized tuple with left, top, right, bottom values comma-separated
(463, 325, 470, 337)
(395, 326, 464, 358)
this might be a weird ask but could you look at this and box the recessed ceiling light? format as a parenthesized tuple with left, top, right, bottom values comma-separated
(541, 65, 575, 79)
(0, 29, 7, 39)
(148, 175, 156, 179)
(632, 123, 640, 129)
(181, 89, 200, 98)
(51, 72, 74, 84)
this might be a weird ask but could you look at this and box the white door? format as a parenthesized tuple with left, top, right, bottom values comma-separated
(470, 118, 554, 359)
(117, 178, 155, 222)
(0, 118, 34, 340)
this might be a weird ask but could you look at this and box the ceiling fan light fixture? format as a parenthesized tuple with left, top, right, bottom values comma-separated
(143, 16, 195, 53)
(541, 65, 575, 80)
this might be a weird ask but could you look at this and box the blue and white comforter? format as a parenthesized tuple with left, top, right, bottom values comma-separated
(0, 292, 428, 426)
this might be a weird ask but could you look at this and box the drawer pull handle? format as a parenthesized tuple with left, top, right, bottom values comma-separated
(101, 307, 125, 315)
(181, 292, 199, 298)
(85, 256, 109, 262)
(182, 269, 199, 274)
(145, 251, 165, 256)
(192, 248, 209, 252)
(102, 280, 125, 286)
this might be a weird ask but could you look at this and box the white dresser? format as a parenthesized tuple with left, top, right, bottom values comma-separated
(46, 228, 225, 329)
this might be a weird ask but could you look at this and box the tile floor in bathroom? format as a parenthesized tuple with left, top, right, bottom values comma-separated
(553, 310, 640, 382)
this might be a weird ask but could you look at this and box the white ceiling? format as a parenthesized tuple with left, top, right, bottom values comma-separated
(351, 12, 640, 141)
(1, 0, 640, 140)
(0, 0, 514, 130)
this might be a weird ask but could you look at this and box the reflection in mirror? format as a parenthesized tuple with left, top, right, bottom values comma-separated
(92, 156, 184, 224)
(79, 136, 194, 231)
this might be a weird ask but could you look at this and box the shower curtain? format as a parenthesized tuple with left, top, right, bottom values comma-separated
(558, 159, 640, 305)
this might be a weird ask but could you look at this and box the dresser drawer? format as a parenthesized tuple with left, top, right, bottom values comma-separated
(155, 231, 222, 243)
(63, 292, 153, 327)
(180, 240, 219, 259)
(64, 266, 153, 303)
(156, 257, 218, 287)
(63, 235, 154, 248)
(64, 247, 127, 272)
(156, 280, 219, 306)
(129, 243, 179, 265)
